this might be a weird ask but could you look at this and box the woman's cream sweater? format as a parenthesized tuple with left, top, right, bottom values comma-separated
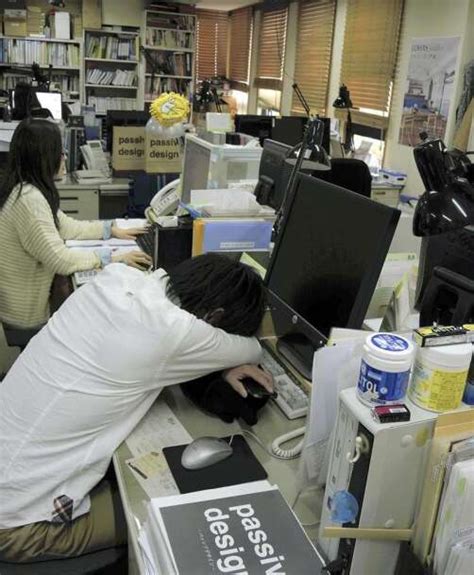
(0, 184, 103, 328)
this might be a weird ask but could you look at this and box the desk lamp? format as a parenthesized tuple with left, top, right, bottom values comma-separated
(413, 138, 474, 237)
(275, 117, 331, 235)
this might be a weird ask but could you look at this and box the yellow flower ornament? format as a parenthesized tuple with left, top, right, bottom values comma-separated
(149, 92, 190, 127)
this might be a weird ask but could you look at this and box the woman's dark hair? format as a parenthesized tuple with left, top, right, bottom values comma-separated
(0, 118, 62, 226)
(166, 253, 266, 337)
(12, 82, 42, 121)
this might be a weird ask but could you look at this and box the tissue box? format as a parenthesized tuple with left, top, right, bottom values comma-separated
(379, 169, 407, 186)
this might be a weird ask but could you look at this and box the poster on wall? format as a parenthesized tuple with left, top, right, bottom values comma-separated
(398, 36, 460, 147)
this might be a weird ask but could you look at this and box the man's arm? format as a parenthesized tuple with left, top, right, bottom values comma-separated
(159, 315, 262, 388)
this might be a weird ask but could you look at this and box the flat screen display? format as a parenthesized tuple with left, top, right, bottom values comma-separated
(266, 174, 400, 337)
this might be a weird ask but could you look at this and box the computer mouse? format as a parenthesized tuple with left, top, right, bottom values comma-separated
(242, 377, 278, 399)
(181, 436, 233, 470)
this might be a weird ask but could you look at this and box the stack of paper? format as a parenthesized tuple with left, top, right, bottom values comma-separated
(190, 189, 273, 217)
(433, 458, 474, 574)
(138, 481, 325, 574)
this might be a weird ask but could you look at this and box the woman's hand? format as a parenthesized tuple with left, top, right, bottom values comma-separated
(223, 364, 274, 398)
(111, 250, 153, 270)
(111, 225, 149, 241)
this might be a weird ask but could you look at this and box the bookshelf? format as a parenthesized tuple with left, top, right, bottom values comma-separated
(0, 36, 82, 102)
(140, 10, 196, 104)
(83, 28, 140, 115)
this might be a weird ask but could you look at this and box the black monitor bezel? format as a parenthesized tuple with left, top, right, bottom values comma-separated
(264, 173, 400, 376)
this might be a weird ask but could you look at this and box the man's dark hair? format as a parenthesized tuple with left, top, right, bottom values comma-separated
(166, 253, 266, 337)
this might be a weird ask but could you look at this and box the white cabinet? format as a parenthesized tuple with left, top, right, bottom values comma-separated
(58, 184, 99, 220)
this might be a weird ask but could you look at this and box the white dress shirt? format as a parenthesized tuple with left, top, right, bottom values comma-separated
(0, 264, 261, 529)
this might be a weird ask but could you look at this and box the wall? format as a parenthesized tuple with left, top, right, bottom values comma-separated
(383, 0, 472, 196)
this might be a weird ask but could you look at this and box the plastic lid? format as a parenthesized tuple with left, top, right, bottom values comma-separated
(418, 343, 473, 368)
(366, 333, 414, 360)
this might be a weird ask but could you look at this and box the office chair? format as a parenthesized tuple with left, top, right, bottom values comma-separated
(316, 158, 372, 198)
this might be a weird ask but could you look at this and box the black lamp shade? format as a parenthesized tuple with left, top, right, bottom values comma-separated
(413, 183, 474, 236)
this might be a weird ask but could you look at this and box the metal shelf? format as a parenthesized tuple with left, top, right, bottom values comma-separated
(84, 58, 139, 64)
(142, 45, 193, 53)
(0, 35, 81, 44)
(144, 73, 192, 79)
(85, 84, 138, 90)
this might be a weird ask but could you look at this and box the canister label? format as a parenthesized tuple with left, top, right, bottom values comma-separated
(409, 361, 468, 412)
(357, 360, 410, 405)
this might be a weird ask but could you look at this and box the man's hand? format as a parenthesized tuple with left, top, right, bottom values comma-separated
(223, 364, 274, 398)
(111, 250, 153, 270)
(111, 225, 149, 241)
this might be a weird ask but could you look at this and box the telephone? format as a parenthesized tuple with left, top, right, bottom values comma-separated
(145, 178, 180, 223)
(80, 140, 109, 174)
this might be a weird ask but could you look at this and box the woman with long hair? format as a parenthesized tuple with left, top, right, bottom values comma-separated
(0, 118, 150, 336)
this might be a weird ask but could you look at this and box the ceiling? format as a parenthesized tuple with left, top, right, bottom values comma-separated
(197, 0, 259, 11)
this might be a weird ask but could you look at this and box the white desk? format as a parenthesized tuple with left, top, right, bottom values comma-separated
(113, 385, 323, 575)
(56, 176, 131, 220)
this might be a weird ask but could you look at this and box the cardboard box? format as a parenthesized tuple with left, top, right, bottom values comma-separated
(4, 9, 27, 37)
(82, 0, 101, 30)
(72, 13, 83, 39)
(52, 11, 70, 39)
(27, 7, 45, 36)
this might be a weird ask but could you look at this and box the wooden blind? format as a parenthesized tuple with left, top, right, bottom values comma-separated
(292, 0, 336, 115)
(340, 0, 404, 116)
(255, 7, 288, 90)
(196, 10, 229, 81)
(228, 7, 253, 89)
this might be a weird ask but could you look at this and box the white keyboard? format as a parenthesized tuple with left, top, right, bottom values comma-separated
(261, 346, 309, 419)
(74, 269, 98, 285)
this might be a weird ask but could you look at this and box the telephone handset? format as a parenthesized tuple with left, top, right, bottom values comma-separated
(80, 141, 109, 174)
(145, 178, 180, 223)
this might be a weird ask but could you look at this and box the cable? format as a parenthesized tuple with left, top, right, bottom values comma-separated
(271, 426, 305, 459)
(239, 429, 302, 461)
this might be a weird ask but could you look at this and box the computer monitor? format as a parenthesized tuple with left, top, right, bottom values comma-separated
(105, 110, 149, 152)
(11, 89, 62, 120)
(265, 173, 400, 378)
(415, 227, 474, 310)
(180, 136, 213, 204)
(272, 116, 307, 147)
(234, 115, 274, 146)
(36, 92, 62, 121)
(254, 139, 292, 210)
(180, 134, 263, 204)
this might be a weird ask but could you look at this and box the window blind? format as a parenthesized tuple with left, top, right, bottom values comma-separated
(255, 7, 288, 90)
(291, 0, 336, 116)
(228, 7, 253, 90)
(340, 0, 404, 119)
(196, 9, 229, 81)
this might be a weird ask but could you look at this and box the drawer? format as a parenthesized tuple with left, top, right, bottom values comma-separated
(371, 187, 400, 209)
(59, 189, 99, 220)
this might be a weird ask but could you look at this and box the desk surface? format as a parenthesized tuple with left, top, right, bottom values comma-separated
(56, 175, 130, 191)
(113, 385, 322, 574)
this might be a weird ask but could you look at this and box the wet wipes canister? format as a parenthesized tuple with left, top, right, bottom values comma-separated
(357, 333, 414, 407)
(408, 343, 472, 412)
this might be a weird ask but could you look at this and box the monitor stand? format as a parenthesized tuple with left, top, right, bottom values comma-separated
(276, 333, 322, 381)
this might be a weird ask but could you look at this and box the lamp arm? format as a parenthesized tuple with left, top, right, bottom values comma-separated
(275, 121, 313, 235)
(292, 83, 311, 117)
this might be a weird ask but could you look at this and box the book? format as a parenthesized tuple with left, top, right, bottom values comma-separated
(140, 481, 325, 574)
